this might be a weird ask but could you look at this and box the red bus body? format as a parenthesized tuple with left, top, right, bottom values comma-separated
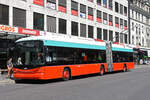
(13, 62, 134, 80)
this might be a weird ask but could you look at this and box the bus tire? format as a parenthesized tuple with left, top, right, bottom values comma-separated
(62, 68, 71, 81)
(100, 66, 105, 76)
(123, 64, 127, 72)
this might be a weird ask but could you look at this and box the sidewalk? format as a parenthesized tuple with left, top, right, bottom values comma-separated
(0, 74, 15, 85)
(134, 64, 150, 68)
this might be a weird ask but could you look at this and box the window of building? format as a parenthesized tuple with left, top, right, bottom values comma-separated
(136, 12, 137, 19)
(97, 0, 101, 5)
(47, 16, 56, 33)
(97, 10, 102, 23)
(103, 12, 107, 24)
(124, 20, 127, 30)
(120, 33, 123, 43)
(80, 4, 86, 18)
(97, 28, 102, 40)
(115, 2, 119, 13)
(132, 10, 134, 18)
(124, 6, 127, 16)
(103, 0, 107, 8)
(58, 0, 67, 13)
(80, 23, 86, 37)
(13, 7, 26, 28)
(115, 32, 119, 42)
(132, 22, 134, 31)
(71, 21, 78, 36)
(47, 0, 56, 9)
(120, 18, 123, 29)
(109, 30, 113, 41)
(103, 29, 107, 40)
(115, 17, 119, 28)
(132, 35, 134, 44)
(0, 4, 9, 25)
(71, 0, 78, 16)
(109, 14, 113, 26)
(88, 7, 93, 20)
(124, 34, 127, 44)
(108, 0, 113, 10)
(33, 12, 44, 30)
(88, 25, 93, 38)
(59, 18, 66, 34)
(120, 4, 123, 14)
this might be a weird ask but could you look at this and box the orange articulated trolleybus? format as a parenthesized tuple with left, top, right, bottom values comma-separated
(12, 34, 134, 82)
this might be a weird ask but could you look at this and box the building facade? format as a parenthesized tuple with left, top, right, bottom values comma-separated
(0, 0, 129, 68)
(129, 0, 150, 48)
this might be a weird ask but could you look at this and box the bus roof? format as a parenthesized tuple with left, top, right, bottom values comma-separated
(16, 34, 133, 52)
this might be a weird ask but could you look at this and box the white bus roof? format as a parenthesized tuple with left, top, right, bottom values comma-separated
(16, 34, 133, 52)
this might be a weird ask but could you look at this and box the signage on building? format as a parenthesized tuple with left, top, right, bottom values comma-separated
(0, 25, 18, 33)
(80, 13, 86, 18)
(18, 28, 40, 36)
(33, 0, 44, 6)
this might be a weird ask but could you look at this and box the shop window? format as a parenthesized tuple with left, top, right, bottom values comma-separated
(109, 30, 113, 41)
(71, 1, 78, 16)
(80, 23, 86, 37)
(103, 29, 108, 40)
(103, 12, 107, 24)
(71, 21, 78, 36)
(109, 14, 113, 26)
(124, 20, 127, 30)
(108, 0, 113, 10)
(47, 16, 56, 33)
(97, 10, 102, 23)
(58, 0, 66, 13)
(103, 0, 107, 8)
(120, 4, 123, 14)
(115, 17, 119, 28)
(120, 18, 123, 29)
(88, 7, 93, 20)
(115, 32, 119, 42)
(0, 4, 9, 25)
(97, 28, 102, 40)
(59, 18, 66, 34)
(115, 2, 119, 13)
(124, 6, 127, 16)
(13, 7, 26, 28)
(97, 0, 101, 5)
(33, 12, 44, 30)
(80, 4, 86, 18)
(88, 25, 93, 38)
(47, 0, 56, 9)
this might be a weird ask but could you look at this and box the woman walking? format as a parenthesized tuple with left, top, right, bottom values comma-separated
(7, 58, 13, 78)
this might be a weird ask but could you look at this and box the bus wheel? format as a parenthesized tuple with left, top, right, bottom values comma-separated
(123, 65, 127, 72)
(62, 68, 71, 81)
(100, 66, 105, 76)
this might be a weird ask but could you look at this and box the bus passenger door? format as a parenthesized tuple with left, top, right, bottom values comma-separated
(106, 41, 113, 72)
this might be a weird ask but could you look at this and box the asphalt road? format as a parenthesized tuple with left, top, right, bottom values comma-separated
(0, 65, 150, 100)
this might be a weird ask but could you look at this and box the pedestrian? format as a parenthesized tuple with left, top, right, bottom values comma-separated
(7, 58, 13, 78)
